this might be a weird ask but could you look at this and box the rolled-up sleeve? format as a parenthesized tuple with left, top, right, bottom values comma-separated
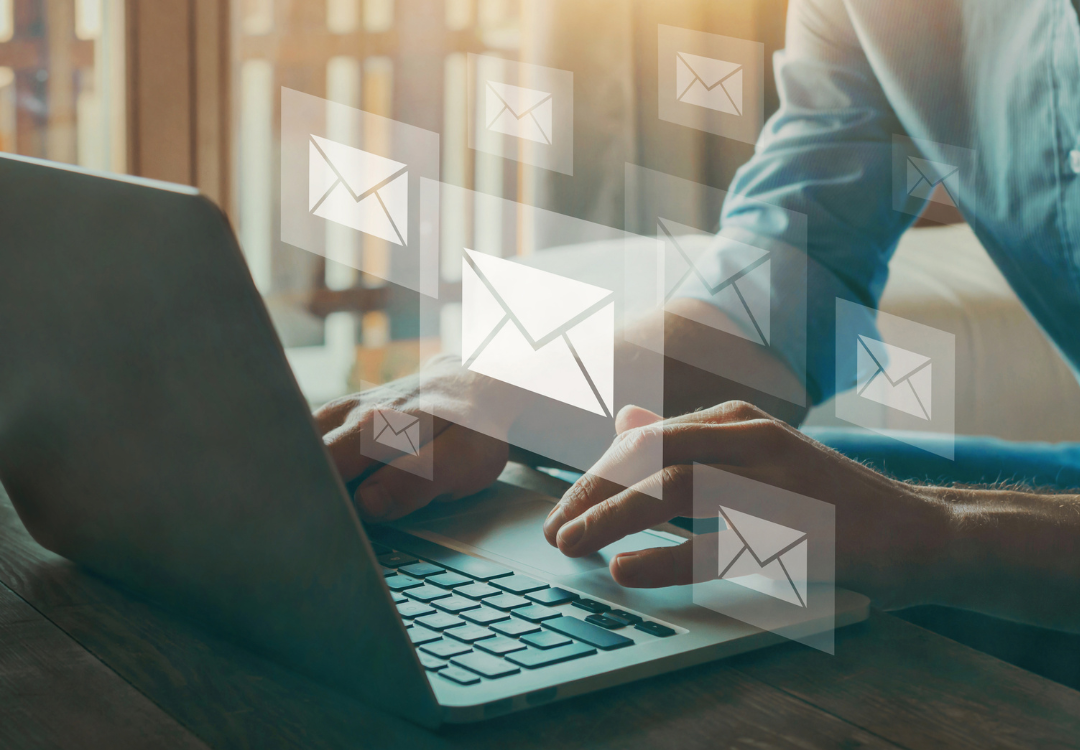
(678, 0, 917, 405)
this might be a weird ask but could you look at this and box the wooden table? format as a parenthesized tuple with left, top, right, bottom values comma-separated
(3, 480, 1080, 750)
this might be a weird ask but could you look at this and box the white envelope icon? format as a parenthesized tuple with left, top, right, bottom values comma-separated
(485, 80, 553, 145)
(906, 156, 960, 207)
(676, 51, 743, 116)
(857, 335, 932, 420)
(461, 249, 614, 417)
(718, 506, 808, 607)
(308, 134, 409, 246)
(373, 409, 421, 456)
(658, 218, 770, 346)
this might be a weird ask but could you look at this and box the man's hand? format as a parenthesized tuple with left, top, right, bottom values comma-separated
(542, 402, 951, 609)
(314, 356, 513, 522)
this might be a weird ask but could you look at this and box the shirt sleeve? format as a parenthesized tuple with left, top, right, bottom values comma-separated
(676, 0, 918, 405)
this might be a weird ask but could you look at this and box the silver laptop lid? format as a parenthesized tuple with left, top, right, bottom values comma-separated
(0, 153, 438, 727)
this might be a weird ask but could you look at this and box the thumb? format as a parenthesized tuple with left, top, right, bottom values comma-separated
(615, 405, 663, 434)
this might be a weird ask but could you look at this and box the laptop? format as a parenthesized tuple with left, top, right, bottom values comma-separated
(0, 153, 869, 727)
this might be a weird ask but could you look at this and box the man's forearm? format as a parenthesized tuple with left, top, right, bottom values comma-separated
(932, 486, 1080, 633)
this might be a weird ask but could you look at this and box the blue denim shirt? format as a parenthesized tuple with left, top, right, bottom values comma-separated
(696, 0, 1080, 404)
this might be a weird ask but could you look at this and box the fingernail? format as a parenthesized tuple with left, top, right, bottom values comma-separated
(614, 552, 642, 578)
(557, 517, 586, 552)
(543, 506, 564, 538)
(358, 484, 389, 519)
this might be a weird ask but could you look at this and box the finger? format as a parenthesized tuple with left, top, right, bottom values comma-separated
(323, 408, 450, 482)
(355, 423, 508, 522)
(614, 404, 663, 434)
(312, 396, 354, 435)
(555, 464, 694, 557)
(610, 534, 720, 588)
(545, 417, 773, 545)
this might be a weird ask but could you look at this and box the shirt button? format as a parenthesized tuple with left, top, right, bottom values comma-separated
(1071, 149, 1080, 174)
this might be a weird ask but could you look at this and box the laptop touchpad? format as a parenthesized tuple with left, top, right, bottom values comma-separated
(392, 483, 679, 579)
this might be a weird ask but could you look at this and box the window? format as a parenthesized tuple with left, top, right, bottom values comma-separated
(0, 0, 125, 172)
(233, 0, 525, 404)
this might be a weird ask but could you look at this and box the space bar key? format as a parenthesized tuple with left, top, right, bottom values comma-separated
(543, 616, 634, 650)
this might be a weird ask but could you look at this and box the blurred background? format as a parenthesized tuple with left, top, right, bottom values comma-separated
(3, 0, 1079, 440)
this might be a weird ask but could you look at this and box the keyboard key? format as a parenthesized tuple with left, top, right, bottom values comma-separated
(451, 652, 521, 679)
(491, 619, 541, 637)
(544, 616, 634, 650)
(397, 601, 436, 619)
(455, 583, 501, 600)
(491, 575, 548, 595)
(635, 621, 676, 638)
(419, 639, 473, 659)
(385, 575, 424, 591)
(484, 593, 530, 611)
(370, 542, 393, 557)
(572, 599, 610, 614)
(444, 624, 495, 644)
(404, 585, 453, 603)
(432, 596, 481, 614)
(521, 631, 572, 649)
(586, 614, 627, 630)
(427, 572, 473, 589)
(438, 666, 481, 685)
(426, 552, 513, 581)
(390, 591, 407, 604)
(461, 607, 510, 626)
(415, 613, 465, 631)
(381, 566, 396, 577)
(526, 587, 579, 606)
(606, 610, 643, 627)
(475, 636, 527, 656)
(512, 604, 561, 623)
(506, 642, 597, 669)
(399, 562, 446, 578)
(418, 652, 448, 671)
(408, 626, 442, 645)
(378, 552, 419, 568)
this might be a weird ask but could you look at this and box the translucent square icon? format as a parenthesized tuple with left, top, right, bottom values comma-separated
(658, 25, 765, 144)
(625, 164, 807, 407)
(359, 396, 435, 481)
(835, 299, 956, 459)
(693, 463, 835, 654)
(468, 54, 574, 175)
(892, 135, 975, 225)
(280, 87, 441, 297)
(420, 180, 664, 495)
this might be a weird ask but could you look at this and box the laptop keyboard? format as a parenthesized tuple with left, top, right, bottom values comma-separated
(371, 537, 677, 687)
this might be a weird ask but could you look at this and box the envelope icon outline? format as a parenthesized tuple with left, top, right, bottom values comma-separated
(308, 134, 409, 246)
(373, 409, 421, 456)
(461, 249, 615, 418)
(485, 80, 554, 145)
(856, 335, 932, 420)
(676, 51, 743, 116)
(659, 218, 770, 346)
(717, 506, 808, 607)
(906, 156, 960, 207)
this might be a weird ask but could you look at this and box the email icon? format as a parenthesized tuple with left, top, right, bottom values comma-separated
(676, 51, 743, 116)
(718, 506, 808, 607)
(906, 157, 960, 206)
(308, 134, 409, 246)
(485, 81, 553, 145)
(856, 335, 932, 420)
(659, 218, 770, 346)
(461, 249, 615, 417)
(373, 408, 421, 456)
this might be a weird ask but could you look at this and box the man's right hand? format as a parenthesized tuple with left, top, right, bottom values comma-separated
(314, 356, 514, 523)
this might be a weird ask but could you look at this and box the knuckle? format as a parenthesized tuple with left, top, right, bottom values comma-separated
(724, 400, 763, 422)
